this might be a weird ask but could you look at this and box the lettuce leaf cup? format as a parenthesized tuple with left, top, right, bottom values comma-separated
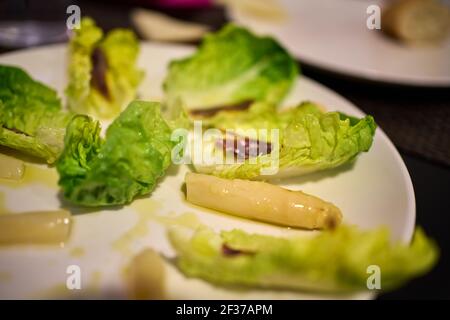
(169, 225, 438, 293)
(66, 17, 143, 119)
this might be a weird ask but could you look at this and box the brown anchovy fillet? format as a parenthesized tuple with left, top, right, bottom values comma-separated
(218, 134, 272, 160)
(222, 244, 255, 257)
(3, 126, 29, 136)
(189, 100, 253, 117)
(90, 47, 110, 100)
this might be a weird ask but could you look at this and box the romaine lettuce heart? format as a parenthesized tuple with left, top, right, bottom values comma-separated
(0, 65, 74, 163)
(65, 17, 143, 119)
(193, 102, 376, 179)
(169, 225, 438, 292)
(57, 101, 173, 206)
(163, 24, 298, 114)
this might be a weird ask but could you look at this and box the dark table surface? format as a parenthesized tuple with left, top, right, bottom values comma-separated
(1, 0, 449, 299)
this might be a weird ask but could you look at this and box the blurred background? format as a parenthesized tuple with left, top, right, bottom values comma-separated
(0, 0, 449, 299)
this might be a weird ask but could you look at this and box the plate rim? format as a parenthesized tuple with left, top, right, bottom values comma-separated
(297, 75, 416, 243)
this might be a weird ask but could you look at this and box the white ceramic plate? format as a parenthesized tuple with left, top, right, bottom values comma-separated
(0, 43, 415, 299)
(228, 0, 450, 87)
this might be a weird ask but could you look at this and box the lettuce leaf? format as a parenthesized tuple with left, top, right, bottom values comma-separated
(204, 102, 282, 138)
(169, 225, 438, 292)
(99, 28, 144, 114)
(193, 102, 376, 179)
(65, 17, 143, 119)
(57, 101, 173, 206)
(163, 24, 298, 113)
(0, 65, 73, 163)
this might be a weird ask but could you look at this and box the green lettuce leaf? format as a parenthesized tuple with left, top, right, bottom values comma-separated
(169, 225, 438, 292)
(0, 65, 74, 163)
(193, 102, 376, 179)
(204, 102, 281, 138)
(204, 101, 323, 140)
(163, 24, 298, 112)
(99, 28, 144, 114)
(57, 101, 173, 206)
(65, 17, 143, 119)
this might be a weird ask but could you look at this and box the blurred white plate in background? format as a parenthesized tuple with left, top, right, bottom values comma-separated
(228, 0, 450, 86)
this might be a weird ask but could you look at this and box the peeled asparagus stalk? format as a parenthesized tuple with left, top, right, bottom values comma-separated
(126, 249, 166, 300)
(0, 210, 71, 245)
(186, 173, 342, 229)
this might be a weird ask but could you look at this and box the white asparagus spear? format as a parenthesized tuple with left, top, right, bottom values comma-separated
(186, 172, 342, 229)
(126, 248, 166, 300)
(0, 154, 24, 180)
(0, 210, 71, 245)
